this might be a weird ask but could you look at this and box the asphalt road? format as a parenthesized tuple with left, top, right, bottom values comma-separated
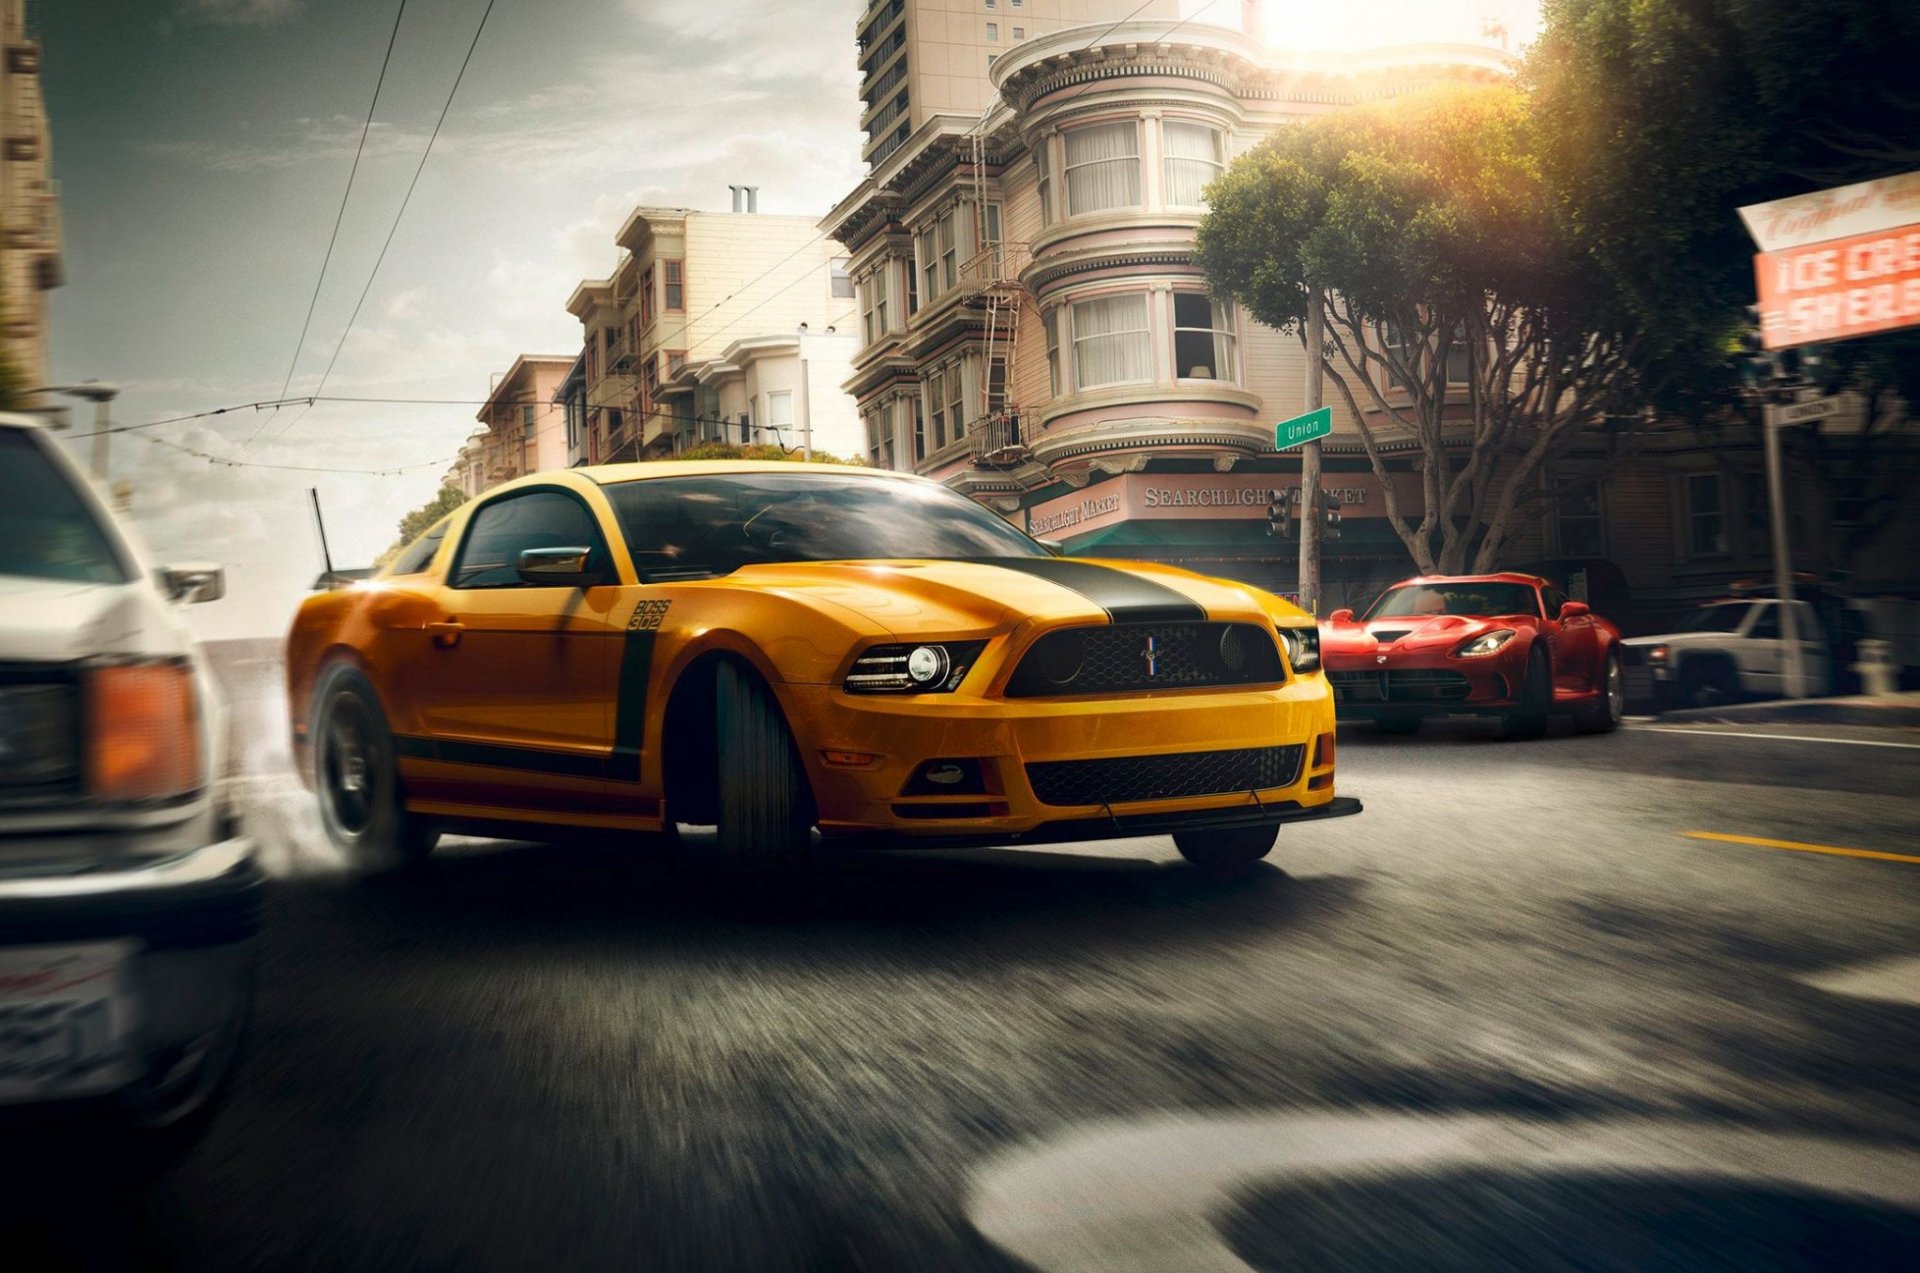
(15, 646, 1920, 1271)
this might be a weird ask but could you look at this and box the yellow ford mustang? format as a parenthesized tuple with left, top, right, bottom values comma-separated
(286, 462, 1359, 874)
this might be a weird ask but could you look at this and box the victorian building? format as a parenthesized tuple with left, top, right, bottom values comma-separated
(2, 0, 61, 397)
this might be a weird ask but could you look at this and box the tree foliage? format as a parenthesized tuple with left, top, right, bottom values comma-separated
(1197, 84, 1639, 574)
(378, 485, 467, 565)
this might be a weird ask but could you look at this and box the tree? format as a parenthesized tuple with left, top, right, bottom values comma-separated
(1197, 84, 1640, 574)
(377, 485, 467, 565)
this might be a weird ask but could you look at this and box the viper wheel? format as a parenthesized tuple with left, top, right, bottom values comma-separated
(312, 664, 439, 875)
(713, 661, 814, 871)
(1173, 825, 1278, 874)
(1575, 648, 1626, 734)
(1502, 648, 1551, 741)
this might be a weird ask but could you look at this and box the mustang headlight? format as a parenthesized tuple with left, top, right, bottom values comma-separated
(1454, 629, 1518, 659)
(1277, 624, 1320, 674)
(844, 641, 988, 694)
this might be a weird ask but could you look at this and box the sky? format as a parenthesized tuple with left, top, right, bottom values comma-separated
(39, 0, 1538, 639)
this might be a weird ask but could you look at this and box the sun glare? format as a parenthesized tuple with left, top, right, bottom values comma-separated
(1177, 0, 1539, 53)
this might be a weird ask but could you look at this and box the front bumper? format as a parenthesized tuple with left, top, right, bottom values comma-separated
(782, 679, 1343, 841)
(1324, 652, 1519, 715)
(0, 837, 260, 1114)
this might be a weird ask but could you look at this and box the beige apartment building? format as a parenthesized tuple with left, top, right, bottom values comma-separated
(827, 12, 1510, 605)
(453, 354, 574, 497)
(566, 205, 859, 462)
(1, 0, 61, 397)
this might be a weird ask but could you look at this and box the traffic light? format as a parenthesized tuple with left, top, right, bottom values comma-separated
(1737, 306, 1777, 389)
(1267, 487, 1296, 538)
(1321, 490, 1343, 542)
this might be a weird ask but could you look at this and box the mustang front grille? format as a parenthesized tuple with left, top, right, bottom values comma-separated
(1025, 744, 1305, 807)
(1005, 622, 1285, 698)
(0, 666, 82, 807)
(1329, 669, 1473, 704)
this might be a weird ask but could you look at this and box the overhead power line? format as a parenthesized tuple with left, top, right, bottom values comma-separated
(241, 0, 411, 457)
(258, 0, 499, 452)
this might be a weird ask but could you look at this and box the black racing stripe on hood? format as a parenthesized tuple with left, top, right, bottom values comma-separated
(980, 557, 1206, 624)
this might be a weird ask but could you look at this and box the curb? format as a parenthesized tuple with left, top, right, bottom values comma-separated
(1654, 697, 1920, 729)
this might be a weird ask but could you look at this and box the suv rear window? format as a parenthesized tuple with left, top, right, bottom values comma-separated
(0, 429, 133, 584)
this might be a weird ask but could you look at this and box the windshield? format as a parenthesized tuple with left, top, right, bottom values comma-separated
(602, 470, 1047, 581)
(0, 429, 134, 585)
(1677, 603, 1753, 633)
(1364, 582, 1540, 621)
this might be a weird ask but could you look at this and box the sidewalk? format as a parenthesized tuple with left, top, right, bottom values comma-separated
(1656, 692, 1920, 729)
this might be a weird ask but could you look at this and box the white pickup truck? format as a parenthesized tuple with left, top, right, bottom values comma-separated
(1625, 598, 1831, 708)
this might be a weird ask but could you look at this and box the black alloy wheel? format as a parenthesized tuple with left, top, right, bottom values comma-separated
(1502, 649, 1552, 740)
(312, 665, 439, 875)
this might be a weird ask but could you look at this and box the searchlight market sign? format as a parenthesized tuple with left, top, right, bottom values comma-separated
(1742, 171, 1920, 350)
(1024, 472, 1423, 540)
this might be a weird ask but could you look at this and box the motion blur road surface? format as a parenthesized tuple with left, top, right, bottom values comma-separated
(14, 641, 1920, 1270)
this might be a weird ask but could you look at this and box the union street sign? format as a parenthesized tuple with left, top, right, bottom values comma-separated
(1274, 405, 1332, 450)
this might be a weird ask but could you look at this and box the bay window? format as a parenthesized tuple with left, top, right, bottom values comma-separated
(1173, 292, 1236, 381)
(938, 209, 959, 290)
(925, 366, 950, 453)
(1071, 293, 1152, 388)
(860, 265, 893, 345)
(1043, 307, 1061, 396)
(1163, 121, 1225, 207)
(1063, 121, 1141, 216)
(1035, 139, 1053, 227)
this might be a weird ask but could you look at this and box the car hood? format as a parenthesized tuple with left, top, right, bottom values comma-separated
(727, 557, 1278, 637)
(0, 573, 190, 663)
(1322, 612, 1530, 657)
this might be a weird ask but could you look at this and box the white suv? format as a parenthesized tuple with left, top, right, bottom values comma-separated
(1627, 598, 1832, 708)
(0, 413, 258, 1174)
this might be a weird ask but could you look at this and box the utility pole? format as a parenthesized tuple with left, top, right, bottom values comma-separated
(797, 327, 814, 461)
(1298, 290, 1324, 615)
(1761, 402, 1808, 698)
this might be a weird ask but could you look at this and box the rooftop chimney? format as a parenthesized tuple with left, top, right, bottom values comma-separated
(728, 185, 743, 213)
(746, 186, 759, 213)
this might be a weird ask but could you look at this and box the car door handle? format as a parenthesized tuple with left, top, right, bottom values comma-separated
(426, 621, 464, 648)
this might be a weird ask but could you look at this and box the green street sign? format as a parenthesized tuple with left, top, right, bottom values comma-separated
(1274, 406, 1332, 450)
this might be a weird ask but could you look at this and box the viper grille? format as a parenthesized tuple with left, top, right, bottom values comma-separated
(1025, 744, 1305, 807)
(1005, 622, 1284, 698)
(1329, 669, 1473, 703)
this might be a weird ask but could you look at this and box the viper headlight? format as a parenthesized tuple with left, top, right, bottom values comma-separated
(844, 641, 988, 694)
(1454, 629, 1518, 659)
(1278, 624, 1320, 674)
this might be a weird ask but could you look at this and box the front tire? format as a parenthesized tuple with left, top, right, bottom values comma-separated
(1173, 825, 1278, 873)
(1502, 648, 1551, 741)
(312, 664, 439, 875)
(713, 661, 814, 871)
(1575, 648, 1626, 734)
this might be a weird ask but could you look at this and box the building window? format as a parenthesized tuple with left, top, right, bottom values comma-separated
(1163, 121, 1225, 207)
(639, 267, 655, 329)
(906, 256, 919, 315)
(926, 367, 948, 453)
(522, 404, 537, 439)
(640, 357, 660, 415)
(766, 390, 793, 436)
(913, 396, 927, 459)
(663, 259, 684, 311)
(1012, 26, 1023, 38)
(1556, 478, 1605, 557)
(1035, 139, 1053, 228)
(1173, 292, 1236, 381)
(1382, 321, 1470, 390)
(866, 405, 894, 470)
(938, 209, 959, 291)
(1044, 307, 1061, 396)
(986, 22, 998, 39)
(861, 267, 893, 344)
(1071, 293, 1153, 388)
(986, 355, 1008, 416)
(1064, 121, 1141, 216)
(830, 256, 855, 299)
(1687, 472, 1726, 557)
(666, 350, 686, 376)
(918, 228, 938, 304)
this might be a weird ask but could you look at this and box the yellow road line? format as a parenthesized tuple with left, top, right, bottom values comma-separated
(1684, 830, 1920, 866)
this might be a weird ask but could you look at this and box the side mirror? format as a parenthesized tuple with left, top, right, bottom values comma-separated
(160, 562, 225, 604)
(516, 546, 602, 587)
(1559, 600, 1591, 619)
(1328, 608, 1355, 623)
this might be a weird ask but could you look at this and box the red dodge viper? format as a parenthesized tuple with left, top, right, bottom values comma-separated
(1320, 573, 1625, 738)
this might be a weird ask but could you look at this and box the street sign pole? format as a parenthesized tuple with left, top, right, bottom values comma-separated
(1762, 402, 1807, 698)
(1298, 290, 1324, 616)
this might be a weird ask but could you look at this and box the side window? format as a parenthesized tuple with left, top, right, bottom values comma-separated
(1540, 586, 1566, 619)
(388, 517, 451, 576)
(1749, 606, 1781, 640)
(451, 490, 609, 590)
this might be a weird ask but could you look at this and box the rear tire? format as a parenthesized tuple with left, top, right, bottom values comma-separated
(1173, 825, 1278, 874)
(1680, 658, 1740, 709)
(713, 661, 814, 871)
(1502, 649, 1551, 741)
(312, 664, 439, 875)
(1373, 714, 1422, 735)
(1575, 648, 1626, 734)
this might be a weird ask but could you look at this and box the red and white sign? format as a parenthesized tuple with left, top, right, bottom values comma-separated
(1025, 472, 1424, 539)
(1739, 171, 1920, 252)
(1753, 225, 1920, 349)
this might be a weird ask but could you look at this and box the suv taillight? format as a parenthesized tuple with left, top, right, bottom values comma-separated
(88, 660, 201, 802)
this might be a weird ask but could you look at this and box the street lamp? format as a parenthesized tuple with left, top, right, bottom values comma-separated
(43, 380, 120, 483)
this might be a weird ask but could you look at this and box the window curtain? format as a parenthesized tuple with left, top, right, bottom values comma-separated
(1072, 294, 1152, 387)
(1162, 122, 1223, 207)
(1064, 122, 1141, 215)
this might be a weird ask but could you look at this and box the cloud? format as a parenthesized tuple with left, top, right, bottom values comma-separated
(177, 0, 302, 26)
(383, 287, 427, 320)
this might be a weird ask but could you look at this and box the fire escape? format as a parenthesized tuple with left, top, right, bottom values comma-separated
(961, 128, 1034, 471)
